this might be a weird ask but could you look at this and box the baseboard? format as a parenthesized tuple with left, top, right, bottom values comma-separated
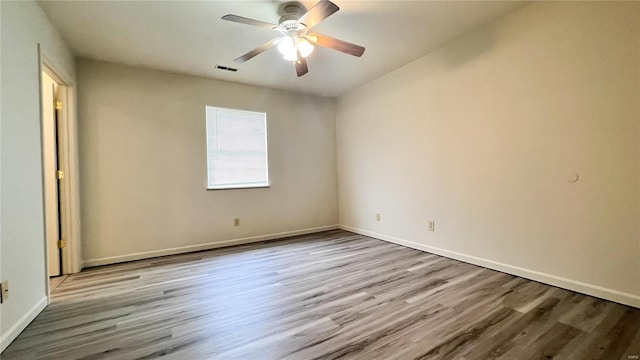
(339, 225, 640, 308)
(0, 296, 48, 353)
(82, 225, 339, 268)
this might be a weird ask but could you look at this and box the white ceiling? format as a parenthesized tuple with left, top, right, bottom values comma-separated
(38, 0, 529, 97)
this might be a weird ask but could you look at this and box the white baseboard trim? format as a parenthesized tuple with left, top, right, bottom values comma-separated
(82, 225, 339, 268)
(0, 296, 48, 353)
(340, 225, 640, 308)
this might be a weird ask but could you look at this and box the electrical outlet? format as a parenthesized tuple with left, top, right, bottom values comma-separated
(376, 213, 381, 221)
(428, 220, 435, 232)
(234, 218, 240, 226)
(0, 280, 8, 303)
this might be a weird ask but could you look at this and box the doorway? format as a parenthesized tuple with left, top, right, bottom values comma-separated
(41, 68, 64, 278)
(39, 52, 82, 287)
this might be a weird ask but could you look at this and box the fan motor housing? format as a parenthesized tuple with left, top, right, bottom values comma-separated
(279, 3, 305, 25)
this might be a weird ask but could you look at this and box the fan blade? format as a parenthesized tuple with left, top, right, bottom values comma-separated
(295, 50, 308, 77)
(297, 0, 339, 30)
(305, 33, 365, 57)
(222, 14, 280, 30)
(234, 38, 279, 63)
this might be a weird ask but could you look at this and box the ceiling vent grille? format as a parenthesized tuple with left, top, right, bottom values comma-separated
(215, 65, 238, 72)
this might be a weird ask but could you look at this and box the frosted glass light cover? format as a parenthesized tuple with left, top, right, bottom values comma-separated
(277, 37, 296, 61)
(277, 37, 314, 61)
(298, 39, 314, 57)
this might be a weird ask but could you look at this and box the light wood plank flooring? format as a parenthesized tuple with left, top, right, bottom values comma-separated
(2, 230, 639, 359)
(50, 275, 69, 292)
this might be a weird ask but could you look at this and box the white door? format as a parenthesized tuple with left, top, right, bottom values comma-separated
(42, 71, 61, 277)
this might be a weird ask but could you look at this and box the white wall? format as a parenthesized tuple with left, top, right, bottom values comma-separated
(0, 0, 76, 351)
(336, 2, 640, 307)
(77, 59, 338, 266)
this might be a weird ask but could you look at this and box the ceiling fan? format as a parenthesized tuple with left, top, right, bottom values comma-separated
(222, 0, 365, 77)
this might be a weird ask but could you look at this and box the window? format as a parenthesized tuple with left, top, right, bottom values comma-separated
(206, 106, 269, 189)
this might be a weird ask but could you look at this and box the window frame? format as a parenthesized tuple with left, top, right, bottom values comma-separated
(205, 105, 270, 191)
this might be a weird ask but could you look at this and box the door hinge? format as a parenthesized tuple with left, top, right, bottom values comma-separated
(58, 239, 67, 248)
(54, 100, 63, 110)
(56, 170, 64, 180)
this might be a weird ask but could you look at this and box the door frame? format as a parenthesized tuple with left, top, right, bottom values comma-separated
(38, 46, 82, 298)
(41, 68, 63, 277)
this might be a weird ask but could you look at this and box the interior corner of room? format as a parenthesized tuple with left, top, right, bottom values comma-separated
(1, 0, 639, 357)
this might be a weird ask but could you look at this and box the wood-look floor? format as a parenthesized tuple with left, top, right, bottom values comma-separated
(2, 230, 639, 359)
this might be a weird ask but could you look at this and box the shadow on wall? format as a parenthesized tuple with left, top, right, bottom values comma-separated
(440, 25, 496, 69)
(359, 24, 497, 104)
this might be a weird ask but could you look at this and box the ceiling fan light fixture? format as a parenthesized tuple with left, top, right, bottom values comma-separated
(298, 39, 314, 57)
(282, 52, 298, 62)
(277, 36, 314, 62)
(278, 37, 297, 60)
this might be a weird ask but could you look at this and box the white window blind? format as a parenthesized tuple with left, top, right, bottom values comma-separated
(206, 106, 269, 189)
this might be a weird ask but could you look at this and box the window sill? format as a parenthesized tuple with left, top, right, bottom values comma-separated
(206, 184, 270, 191)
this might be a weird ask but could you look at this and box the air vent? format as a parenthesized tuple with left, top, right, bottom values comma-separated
(215, 65, 238, 72)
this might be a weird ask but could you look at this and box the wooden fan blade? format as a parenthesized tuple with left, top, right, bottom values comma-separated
(222, 14, 280, 30)
(295, 50, 308, 77)
(298, 0, 339, 30)
(305, 33, 365, 57)
(234, 38, 279, 63)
